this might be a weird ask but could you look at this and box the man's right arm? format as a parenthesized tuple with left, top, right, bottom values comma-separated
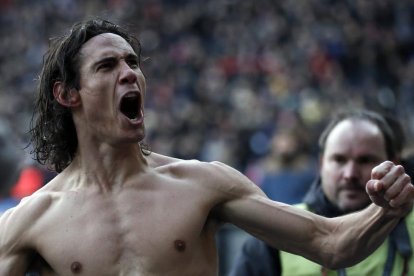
(0, 194, 52, 275)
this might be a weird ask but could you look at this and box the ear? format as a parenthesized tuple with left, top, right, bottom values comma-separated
(53, 82, 80, 107)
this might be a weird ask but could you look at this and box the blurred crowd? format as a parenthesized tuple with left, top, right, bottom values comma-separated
(1, 0, 414, 188)
(1, 1, 413, 274)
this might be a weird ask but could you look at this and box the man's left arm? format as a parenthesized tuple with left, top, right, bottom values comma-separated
(213, 161, 414, 269)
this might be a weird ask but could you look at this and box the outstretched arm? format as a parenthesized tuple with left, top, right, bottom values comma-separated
(214, 161, 414, 269)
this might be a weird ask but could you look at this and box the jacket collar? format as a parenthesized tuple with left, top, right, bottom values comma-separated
(303, 176, 345, 217)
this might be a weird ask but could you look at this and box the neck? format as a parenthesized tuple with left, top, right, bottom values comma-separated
(66, 139, 148, 192)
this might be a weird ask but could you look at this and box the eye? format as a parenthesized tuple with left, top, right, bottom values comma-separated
(332, 155, 346, 165)
(357, 156, 379, 165)
(97, 62, 113, 71)
(96, 57, 117, 72)
(127, 58, 139, 69)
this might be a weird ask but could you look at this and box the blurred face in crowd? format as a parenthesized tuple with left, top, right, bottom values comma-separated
(320, 119, 388, 213)
(74, 33, 147, 145)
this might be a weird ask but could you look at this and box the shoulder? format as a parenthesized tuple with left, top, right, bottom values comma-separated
(149, 153, 233, 177)
(174, 160, 266, 207)
(150, 154, 262, 197)
(168, 158, 253, 187)
(147, 152, 183, 168)
(0, 191, 57, 252)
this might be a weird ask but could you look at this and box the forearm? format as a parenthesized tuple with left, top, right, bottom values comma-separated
(226, 197, 399, 269)
(324, 203, 399, 269)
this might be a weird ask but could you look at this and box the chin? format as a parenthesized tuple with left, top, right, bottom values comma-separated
(112, 131, 145, 146)
(126, 134, 145, 144)
(125, 127, 145, 141)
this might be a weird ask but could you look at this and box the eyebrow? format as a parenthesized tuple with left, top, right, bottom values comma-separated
(92, 56, 116, 68)
(330, 152, 383, 161)
(125, 53, 140, 63)
(92, 53, 139, 68)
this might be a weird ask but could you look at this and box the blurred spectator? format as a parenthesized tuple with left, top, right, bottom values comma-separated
(384, 113, 414, 179)
(260, 128, 316, 204)
(0, 119, 22, 213)
(229, 109, 414, 276)
(10, 161, 53, 200)
(246, 124, 317, 204)
(0, 118, 53, 214)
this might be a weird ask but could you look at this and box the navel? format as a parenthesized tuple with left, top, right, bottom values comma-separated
(71, 261, 82, 274)
(174, 239, 186, 252)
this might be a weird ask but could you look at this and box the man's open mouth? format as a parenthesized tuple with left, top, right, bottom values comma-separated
(120, 92, 141, 120)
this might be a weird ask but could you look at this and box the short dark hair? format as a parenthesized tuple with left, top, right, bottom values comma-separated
(318, 109, 399, 160)
(29, 19, 144, 173)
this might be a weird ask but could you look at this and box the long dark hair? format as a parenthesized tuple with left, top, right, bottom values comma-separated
(30, 19, 148, 173)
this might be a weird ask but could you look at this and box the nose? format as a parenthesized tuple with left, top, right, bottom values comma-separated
(343, 161, 360, 180)
(119, 61, 138, 84)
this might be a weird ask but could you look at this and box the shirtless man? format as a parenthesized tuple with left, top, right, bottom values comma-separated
(1, 19, 413, 276)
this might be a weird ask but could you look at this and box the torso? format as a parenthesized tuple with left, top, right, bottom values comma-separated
(6, 156, 227, 275)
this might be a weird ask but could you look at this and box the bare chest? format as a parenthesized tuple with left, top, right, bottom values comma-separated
(31, 187, 218, 275)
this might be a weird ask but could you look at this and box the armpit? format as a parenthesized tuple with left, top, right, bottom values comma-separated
(26, 251, 54, 275)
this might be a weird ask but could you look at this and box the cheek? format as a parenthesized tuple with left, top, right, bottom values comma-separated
(360, 167, 375, 187)
(83, 92, 106, 108)
(79, 70, 116, 95)
(320, 162, 341, 182)
(80, 92, 114, 123)
(320, 166, 340, 200)
(80, 78, 112, 105)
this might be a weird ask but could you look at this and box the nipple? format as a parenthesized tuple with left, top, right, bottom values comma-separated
(71, 261, 82, 274)
(174, 239, 186, 252)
